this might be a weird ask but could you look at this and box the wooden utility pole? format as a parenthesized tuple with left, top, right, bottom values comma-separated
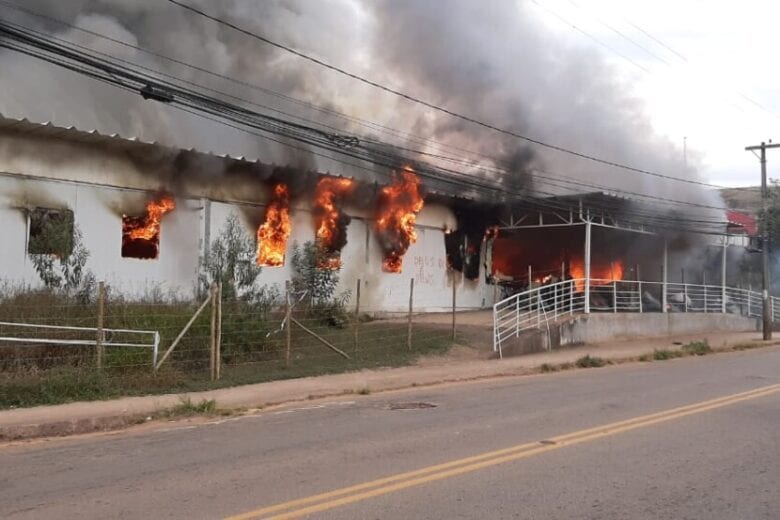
(745, 141, 780, 340)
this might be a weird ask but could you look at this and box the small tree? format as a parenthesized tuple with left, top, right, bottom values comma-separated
(290, 241, 350, 327)
(29, 221, 95, 302)
(202, 213, 263, 301)
(290, 241, 340, 302)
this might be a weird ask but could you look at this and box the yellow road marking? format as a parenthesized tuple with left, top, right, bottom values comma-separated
(226, 383, 780, 520)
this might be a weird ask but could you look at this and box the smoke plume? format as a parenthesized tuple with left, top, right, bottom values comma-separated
(0, 0, 720, 214)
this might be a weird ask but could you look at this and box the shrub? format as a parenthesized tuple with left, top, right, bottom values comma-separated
(682, 340, 712, 356)
(653, 349, 684, 361)
(575, 354, 606, 368)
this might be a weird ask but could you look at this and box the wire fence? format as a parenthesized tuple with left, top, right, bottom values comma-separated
(0, 279, 460, 408)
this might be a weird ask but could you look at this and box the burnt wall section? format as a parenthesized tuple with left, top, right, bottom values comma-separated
(0, 171, 495, 311)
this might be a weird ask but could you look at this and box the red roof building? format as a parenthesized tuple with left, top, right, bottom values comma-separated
(726, 210, 757, 236)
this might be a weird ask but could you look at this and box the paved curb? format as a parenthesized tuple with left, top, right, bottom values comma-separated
(2, 336, 777, 442)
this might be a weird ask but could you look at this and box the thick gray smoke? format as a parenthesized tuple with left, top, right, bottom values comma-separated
(0, 0, 720, 215)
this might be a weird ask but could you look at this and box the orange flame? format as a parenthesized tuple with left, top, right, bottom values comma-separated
(374, 166, 425, 273)
(569, 259, 624, 292)
(126, 196, 176, 240)
(256, 183, 292, 267)
(122, 195, 175, 259)
(313, 177, 355, 269)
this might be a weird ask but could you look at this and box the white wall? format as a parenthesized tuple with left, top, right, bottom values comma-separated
(0, 175, 201, 298)
(0, 135, 495, 311)
(208, 200, 494, 312)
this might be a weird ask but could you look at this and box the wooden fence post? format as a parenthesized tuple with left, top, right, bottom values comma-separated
(354, 279, 361, 351)
(407, 278, 414, 350)
(451, 275, 457, 341)
(285, 280, 292, 366)
(209, 282, 217, 381)
(216, 281, 222, 380)
(95, 281, 106, 370)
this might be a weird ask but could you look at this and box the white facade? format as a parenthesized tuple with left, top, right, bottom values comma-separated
(0, 118, 495, 312)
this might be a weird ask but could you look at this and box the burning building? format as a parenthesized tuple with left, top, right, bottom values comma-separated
(0, 115, 496, 311)
(0, 114, 752, 317)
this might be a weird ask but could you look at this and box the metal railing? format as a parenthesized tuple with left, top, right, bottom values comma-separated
(0, 321, 161, 368)
(493, 278, 777, 358)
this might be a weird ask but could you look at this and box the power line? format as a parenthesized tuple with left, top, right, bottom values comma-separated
(529, 0, 649, 73)
(164, 0, 723, 190)
(0, 18, 731, 233)
(564, 0, 780, 122)
(0, 7, 731, 219)
(565, 0, 672, 66)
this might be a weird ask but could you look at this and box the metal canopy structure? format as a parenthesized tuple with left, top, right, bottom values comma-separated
(497, 191, 656, 235)
(492, 191, 735, 314)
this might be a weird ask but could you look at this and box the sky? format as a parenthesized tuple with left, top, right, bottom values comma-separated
(0, 0, 776, 193)
(531, 0, 780, 187)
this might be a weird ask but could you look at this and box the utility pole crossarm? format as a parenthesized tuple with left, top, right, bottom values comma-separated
(745, 143, 780, 151)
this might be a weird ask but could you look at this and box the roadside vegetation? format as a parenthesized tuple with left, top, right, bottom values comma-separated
(575, 354, 607, 368)
(0, 217, 454, 409)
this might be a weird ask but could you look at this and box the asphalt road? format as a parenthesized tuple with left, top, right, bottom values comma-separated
(2, 347, 779, 519)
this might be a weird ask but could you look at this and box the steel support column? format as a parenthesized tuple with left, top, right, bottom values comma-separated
(584, 221, 592, 314)
(721, 239, 727, 314)
(662, 238, 668, 313)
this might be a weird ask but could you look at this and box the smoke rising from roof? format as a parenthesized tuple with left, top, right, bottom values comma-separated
(0, 0, 719, 213)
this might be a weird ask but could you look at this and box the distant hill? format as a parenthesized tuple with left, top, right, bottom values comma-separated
(719, 187, 761, 214)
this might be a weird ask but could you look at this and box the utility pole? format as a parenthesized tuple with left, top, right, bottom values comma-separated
(745, 141, 780, 340)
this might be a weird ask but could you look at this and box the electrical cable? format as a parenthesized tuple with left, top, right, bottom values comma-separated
(0, 19, 734, 235)
(164, 0, 725, 190)
(0, 3, 734, 216)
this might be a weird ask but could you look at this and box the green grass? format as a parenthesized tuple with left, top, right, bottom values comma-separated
(160, 398, 218, 418)
(0, 314, 453, 409)
(575, 354, 606, 368)
(681, 340, 712, 356)
(653, 349, 685, 361)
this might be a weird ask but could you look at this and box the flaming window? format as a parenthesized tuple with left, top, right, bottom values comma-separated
(121, 195, 176, 260)
(374, 166, 425, 273)
(256, 183, 292, 267)
(313, 177, 355, 269)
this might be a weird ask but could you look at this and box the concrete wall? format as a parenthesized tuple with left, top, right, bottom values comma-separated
(558, 313, 760, 346)
(0, 135, 495, 311)
(499, 312, 760, 357)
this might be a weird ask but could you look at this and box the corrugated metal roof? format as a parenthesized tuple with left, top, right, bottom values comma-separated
(0, 113, 266, 164)
(0, 113, 489, 204)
